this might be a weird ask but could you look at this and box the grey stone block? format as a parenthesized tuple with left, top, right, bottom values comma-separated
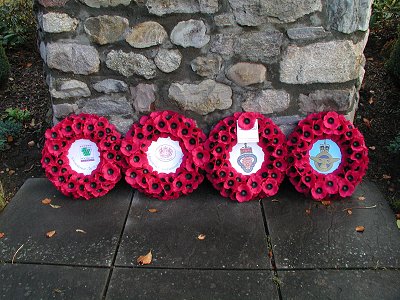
(0, 264, 109, 299)
(327, 0, 373, 34)
(279, 269, 400, 299)
(263, 181, 400, 269)
(46, 43, 100, 75)
(115, 182, 270, 269)
(0, 179, 133, 266)
(107, 269, 278, 299)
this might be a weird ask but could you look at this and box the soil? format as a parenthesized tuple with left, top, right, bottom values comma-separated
(0, 45, 51, 203)
(0, 22, 399, 212)
(355, 19, 400, 213)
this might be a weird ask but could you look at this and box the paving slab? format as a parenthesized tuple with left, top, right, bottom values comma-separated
(106, 268, 278, 300)
(263, 180, 400, 269)
(279, 269, 400, 299)
(115, 182, 270, 269)
(0, 178, 133, 266)
(0, 263, 109, 299)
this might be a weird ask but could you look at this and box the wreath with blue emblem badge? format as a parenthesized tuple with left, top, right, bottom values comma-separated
(286, 111, 368, 200)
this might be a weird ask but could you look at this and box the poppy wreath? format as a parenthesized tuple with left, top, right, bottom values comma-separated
(122, 110, 208, 200)
(205, 112, 287, 202)
(286, 111, 368, 200)
(41, 113, 124, 200)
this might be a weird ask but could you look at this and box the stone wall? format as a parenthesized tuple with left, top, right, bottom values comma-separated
(36, 0, 372, 134)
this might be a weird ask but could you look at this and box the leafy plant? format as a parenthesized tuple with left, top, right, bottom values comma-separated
(0, 0, 36, 48)
(370, 0, 400, 27)
(387, 133, 400, 153)
(0, 119, 22, 150)
(0, 43, 9, 84)
(5, 107, 31, 122)
(386, 35, 400, 79)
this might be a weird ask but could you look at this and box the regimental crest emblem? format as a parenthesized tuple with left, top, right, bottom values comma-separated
(237, 143, 257, 173)
(156, 144, 176, 162)
(310, 140, 340, 173)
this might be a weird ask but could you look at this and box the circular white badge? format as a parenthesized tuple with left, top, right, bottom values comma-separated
(147, 137, 183, 174)
(309, 139, 342, 174)
(229, 142, 265, 175)
(67, 139, 101, 175)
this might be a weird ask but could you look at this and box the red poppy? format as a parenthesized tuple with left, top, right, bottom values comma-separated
(101, 163, 120, 182)
(262, 178, 279, 196)
(338, 180, 355, 198)
(301, 125, 314, 142)
(236, 184, 253, 202)
(237, 112, 257, 130)
(301, 172, 317, 188)
(148, 176, 163, 194)
(323, 174, 339, 194)
(311, 180, 327, 200)
(323, 112, 341, 130)
(192, 146, 210, 168)
(247, 176, 263, 194)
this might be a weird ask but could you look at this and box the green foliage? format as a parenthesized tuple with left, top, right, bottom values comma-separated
(0, 43, 9, 84)
(387, 133, 400, 153)
(370, 0, 400, 27)
(0, 0, 36, 48)
(386, 36, 400, 79)
(5, 107, 31, 122)
(0, 119, 22, 150)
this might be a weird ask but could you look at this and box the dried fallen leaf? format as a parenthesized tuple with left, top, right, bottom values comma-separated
(26, 62, 33, 68)
(368, 97, 375, 105)
(321, 200, 331, 206)
(42, 198, 52, 205)
(363, 118, 372, 128)
(356, 226, 365, 233)
(7, 135, 13, 143)
(271, 199, 279, 202)
(148, 208, 157, 213)
(76, 229, 86, 234)
(383, 174, 392, 180)
(347, 209, 353, 215)
(29, 119, 36, 128)
(305, 209, 311, 215)
(197, 234, 206, 240)
(368, 146, 376, 151)
(388, 187, 395, 192)
(358, 196, 366, 201)
(396, 214, 400, 220)
(0, 232, 5, 239)
(8, 170, 15, 176)
(27, 141, 35, 147)
(137, 250, 152, 265)
(268, 250, 273, 258)
(46, 230, 56, 238)
(49, 204, 61, 209)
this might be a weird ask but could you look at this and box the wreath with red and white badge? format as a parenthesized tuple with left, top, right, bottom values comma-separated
(205, 112, 287, 202)
(41, 114, 124, 200)
(121, 110, 209, 200)
(286, 111, 368, 200)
